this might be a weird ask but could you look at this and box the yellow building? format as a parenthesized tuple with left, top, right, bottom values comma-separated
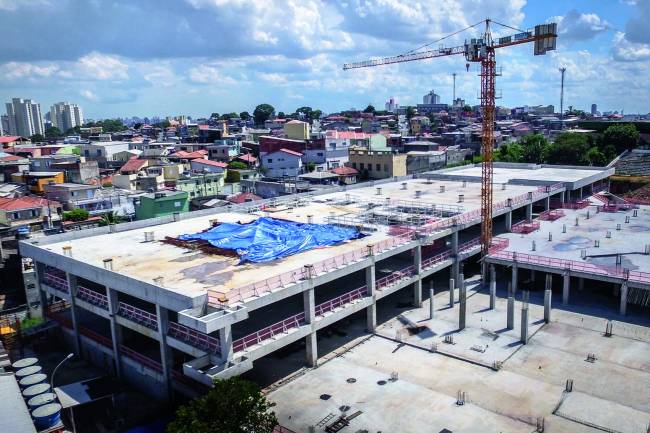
(348, 147, 407, 179)
(11, 171, 65, 194)
(284, 120, 310, 140)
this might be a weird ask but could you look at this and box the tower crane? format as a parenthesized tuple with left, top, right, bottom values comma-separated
(343, 19, 557, 273)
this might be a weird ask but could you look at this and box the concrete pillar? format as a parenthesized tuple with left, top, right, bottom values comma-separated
(303, 286, 316, 324)
(560, 191, 566, 203)
(219, 325, 233, 362)
(544, 274, 552, 323)
(459, 274, 466, 330)
(106, 288, 123, 379)
(511, 263, 518, 295)
(544, 196, 550, 211)
(562, 271, 570, 305)
(34, 262, 47, 318)
(507, 283, 515, 330)
(365, 246, 377, 332)
(530, 269, 536, 283)
(156, 305, 174, 401)
(429, 281, 435, 320)
(413, 244, 422, 307)
(579, 186, 583, 199)
(305, 331, 318, 367)
(520, 302, 529, 344)
(578, 278, 584, 291)
(66, 273, 81, 356)
(505, 211, 512, 232)
(526, 203, 533, 220)
(451, 230, 460, 284)
(449, 278, 455, 307)
(620, 281, 628, 316)
(304, 264, 318, 366)
(489, 265, 496, 310)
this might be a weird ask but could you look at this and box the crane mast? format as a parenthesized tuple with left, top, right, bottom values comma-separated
(343, 19, 557, 274)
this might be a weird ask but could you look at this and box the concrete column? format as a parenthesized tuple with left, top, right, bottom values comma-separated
(562, 271, 570, 305)
(106, 288, 123, 379)
(579, 186, 583, 199)
(429, 281, 435, 320)
(305, 331, 318, 367)
(303, 286, 316, 324)
(66, 273, 81, 356)
(505, 211, 512, 232)
(544, 274, 552, 323)
(489, 265, 496, 310)
(365, 246, 377, 332)
(34, 262, 47, 318)
(578, 278, 584, 291)
(459, 274, 466, 330)
(544, 196, 550, 211)
(566, 190, 571, 203)
(530, 269, 536, 283)
(451, 229, 460, 285)
(304, 264, 318, 367)
(560, 191, 566, 203)
(619, 281, 628, 316)
(526, 203, 533, 220)
(507, 283, 515, 330)
(413, 244, 422, 307)
(156, 305, 173, 401)
(219, 325, 233, 362)
(511, 263, 518, 295)
(449, 278, 455, 307)
(520, 302, 529, 344)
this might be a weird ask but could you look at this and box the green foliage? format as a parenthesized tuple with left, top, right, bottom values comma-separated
(578, 121, 650, 134)
(228, 161, 248, 170)
(30, 133, 45, 143)
(405, 106, 416, 120)
(518, 134, 549, 164)
(239, 111, 251, 121)
(45, 126, 62, 138)
(497, 143, 523, 162)
(363, 104, 376, 114)
(71, 147, 81, 155)
(154, 120, 171, 128)
(543, 133, 591, 165)
(253, 104, 275, 126)
(586, 147, 608, 166)
(210, 113, 220, 119)
(462, 105, 473, 113)
(602, 123, 639, 154)
(166, 377, 277, 433)
(65, 126, 81, 135)
(277, 111, 286, 119)
(21, 316, 44, 329)
(225, 170, 241, 183)
(312, 109, 322, 120)
(63, 208, 90, 222)
(306, 162, 316, 172)
(84, 119, 127, 133)
(98, 211, 123, 227)
(220, 113, 238, 120)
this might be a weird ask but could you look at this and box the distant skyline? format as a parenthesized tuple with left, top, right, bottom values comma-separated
(1, 0, 649, 119)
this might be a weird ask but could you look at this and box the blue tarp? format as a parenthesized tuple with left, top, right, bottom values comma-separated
(179, 217, 363, 263)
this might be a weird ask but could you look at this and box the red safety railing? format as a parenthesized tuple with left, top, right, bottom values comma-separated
(593, 193, 609, 204)
(168, 322, 220, 354)
(43, 271, 69, 293)
(489, 237, 509, 254)
(592, 182, 608, 194)
(77, 285, 109, 310)
(120, 345, 163, 373)
(598, 203, 639, 212)
(79, 325, 113, 348)
(538, 209, 565, 221)
(233, 312, 306, 353)
(376, 265, 416, 290)
(458, 237, 481, 254)
(511, 219, 541, 234)
(117, 302, 158, 331)
(314, 286, 368, 316)
(422, 250, 453, 269)
(562, 199, 590, 210)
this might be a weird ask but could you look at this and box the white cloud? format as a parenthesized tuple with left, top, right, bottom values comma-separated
(612, 32, 650, 62)
(80, 89, 99, 101)
(187, 64, 235, 84)
(0, 61, 58, 79)
(76, 52, 129, 80)
(553, 9, 610, 41)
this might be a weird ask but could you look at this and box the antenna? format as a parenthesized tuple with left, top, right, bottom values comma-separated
(559, 66, 566, 129)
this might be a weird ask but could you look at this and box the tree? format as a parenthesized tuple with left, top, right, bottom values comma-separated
(30, 133, 45, 143)
(253, 104, 275, 126)
(294, 106, 313, 120)
(154, 120, 171, 128)
(586, 147, 608, 166)
(63, 208, 90, 222)
(210, 112, 220, 119)
(239, 111, 251, 121)
(45, 126, 62, 138)
(65, 126, 81, 135)
(312, 109, 322, 120)
(220, 112, 238, 120)
(363, 104, 376, 114)
(228, 161, 248, 170)
(603, 124, 639, 154)
(225, 170, 241, 183)
(518, 134, 549, 164)
(405, 106, 416, 135)
(306, 162, 316, 172)
(167, 377, 277, 433)
(462, 105, 473, 113)
(277, 111, 286, 119)
(543, 133, 590, 165)
(497, 143, 524, 162)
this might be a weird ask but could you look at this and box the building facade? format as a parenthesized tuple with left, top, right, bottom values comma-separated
(50, 102, 84, 133)
(4, 98, 45, 138)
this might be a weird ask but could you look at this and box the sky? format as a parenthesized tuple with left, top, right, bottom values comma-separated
(1, 0, 649, 120)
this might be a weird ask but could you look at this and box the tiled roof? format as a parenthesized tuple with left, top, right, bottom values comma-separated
(236, 154, 257, 163)
(119, 157, 148, 173)
(192, 159, 228, 168)
(277, 148, 303, 157)
(0, 195, 59, 211)
(330, 166, 359, 175)
(325, 131, 373, 140)
(172, 150, 207, 159)
(0, 136, 22, 143)
(228, 192, 262, 204)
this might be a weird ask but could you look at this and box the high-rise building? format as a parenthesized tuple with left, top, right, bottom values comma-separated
(385, 97, 399, 113)
(50, 102, 84, 133)
(423, 90, 440, 105)
(591, 104, 598, 116)
(4, 98, 44, 138)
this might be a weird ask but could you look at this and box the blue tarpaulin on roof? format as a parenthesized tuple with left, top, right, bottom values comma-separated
(179, 217, 363, 263)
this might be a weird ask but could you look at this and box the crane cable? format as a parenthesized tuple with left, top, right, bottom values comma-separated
(402, 19, 486, 55)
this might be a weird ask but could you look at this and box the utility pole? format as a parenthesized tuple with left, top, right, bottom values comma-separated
(452, 72, 457, 103)
(559, 66, 566, 129)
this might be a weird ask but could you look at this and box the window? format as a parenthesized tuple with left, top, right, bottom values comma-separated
(84, 150, 90, 157)
(96, 149, 101, 156)
(376, 164, 381, 172)
(384, 164, 389, 172)
(351, 162, 356, 169)
(267, 158, 272, 163)
(11, 212, 19, 220)
(360, 163, 364, 170)
(317, 152, 323, 157)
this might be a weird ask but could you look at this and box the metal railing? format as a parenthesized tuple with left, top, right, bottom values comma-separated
(538, 209, 565, 221)
(43, 271, 69, 293)
(233, 312, 306, 353)
(422, 250, 453, 270)
(79, 325, 113, 348)
(77, 285, 109, 310)
(511, 220, 541, 234)
(168, 322, 220, 354)
(120, 345, 163, 374)
(117, 302, 158, 331)
(314, 286, 368, 316)
(376, 265, 416, 290)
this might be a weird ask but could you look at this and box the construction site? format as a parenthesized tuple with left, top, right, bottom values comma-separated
(16, 159, 650, 432)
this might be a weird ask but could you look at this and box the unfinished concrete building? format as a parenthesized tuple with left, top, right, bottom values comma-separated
(20, 163, 650, 428)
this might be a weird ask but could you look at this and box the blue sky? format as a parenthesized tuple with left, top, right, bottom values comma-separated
(1, 0, 648, 119)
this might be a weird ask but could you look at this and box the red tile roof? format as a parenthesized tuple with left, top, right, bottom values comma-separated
(236, 154, 257, 163)
(0, 196, 59, 211)
(191, 159, 228, 168)
(330, 166, 359, 175)
(120, 157, 148, 173)
(172, 150, 207, 159)
(277, 148, 303, 157)
(228, 192, 262, 204)
(325, 131, 373, 140)
(0, 136, 22, 144)
(0, 155, 25, 162)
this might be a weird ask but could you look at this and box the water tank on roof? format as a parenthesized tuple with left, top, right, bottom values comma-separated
(32, 402, 62, 430)
(27, 392, 57, 409)
(12, 357, 39, 370)
(15, 365, 42, 378)
(19, 373, 47, 389)
(22, 383, 51, 400)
